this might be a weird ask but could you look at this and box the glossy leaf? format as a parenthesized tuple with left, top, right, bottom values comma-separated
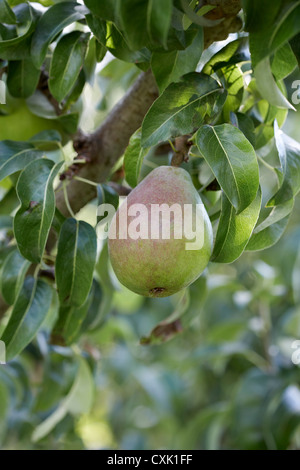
(106, 23, 150, 64)
(147, 0, 172, 48)
(221, 64, 244, 120)
(14, 159, 64, 263)
(255, 57, 295, 110)
(0, 3, 37, 60)
(267, 125, 300, 206)
(117, 0, 149, 50)
(230, 112, 256, 147)
(202, 37, 250, 75)
(0, 0, 16, 24)
(29, 130, 62, 148)
(212, 189, 261, 263)
(151, 28, 203, 92)
(49, 31, 90, 103)
(51, 290, 93, 346)
(1, 277, 53, 361)
(0, 249, 30, 305)
(196, 124, 260, 213)
(6, 58, 40, 98)
(79, 280, 103, 333)
(246, 200, 293, 251)
(271, 43, 298, 80)
(83, 0, 117, 20)
(0, 141, 42, 182)
(85, 14, 107, 44)
(141, 72, 226, 148)
(31, 1, 89, 68)
(249, 1, 300, 68)
(55, 218, 97, 307)
(124, 129, 149, 187)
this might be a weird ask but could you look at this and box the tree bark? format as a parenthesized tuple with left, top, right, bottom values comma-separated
(56, 69, 158, 217)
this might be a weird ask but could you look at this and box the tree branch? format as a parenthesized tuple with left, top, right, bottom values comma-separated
(55, 69, 158, 217)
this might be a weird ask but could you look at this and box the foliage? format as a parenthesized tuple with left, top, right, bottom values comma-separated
(0, 0, 300, 450)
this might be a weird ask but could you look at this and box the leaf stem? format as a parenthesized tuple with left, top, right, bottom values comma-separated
(63, 181, 76, 218)
(74, 176, 98, 187)
(168, 139, 177, 153)
(257, 154, 275, 171)
(33, 264, 41, 280)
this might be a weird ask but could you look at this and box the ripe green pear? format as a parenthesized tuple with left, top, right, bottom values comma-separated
(108, 166, 213, 297)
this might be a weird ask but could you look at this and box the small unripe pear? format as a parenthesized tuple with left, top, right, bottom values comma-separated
(108, 166, 213, 297)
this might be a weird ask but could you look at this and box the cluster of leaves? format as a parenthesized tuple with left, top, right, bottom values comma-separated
(0, 0, 300, 446)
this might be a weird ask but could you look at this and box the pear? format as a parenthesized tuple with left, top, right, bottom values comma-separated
(108, 166, 213, 297)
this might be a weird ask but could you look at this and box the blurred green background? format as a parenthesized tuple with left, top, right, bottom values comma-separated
(0, 55, 300, 451)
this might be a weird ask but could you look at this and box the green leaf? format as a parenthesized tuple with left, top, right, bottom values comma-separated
(6, 58, 40, 98)
(246, 200, 293, 251)
(0, 3, 38, 60)
(0, 249, 30, 305)
(85, 14, 107, 44)
(212, 189, 262, 263)
(79, 279, 103, 333)
(196, 124, 260, 213)
(26, 91, 80, 134)
(221, 64, 244, 120)
(271, 42, 298, 80)
(267, 125, 300, 206)
(141, 72, 226, 148)
(202, 37, 250, 75)
(151, 28, 203, 92)
(141, 289, 190, 345)
(31, 1, 89, 68)
(0, 140, 43, 182)
(242, 0, 281, 34)
(230, 112, 256, 147)
(106, 23, 150, 64)
(29, 129, 62, 149)
(97, 183, 119, 223)
(0, 0, 16, 24)
(32, 356, 94, 442)
(1, 276, 53, 361)
(49, 31, 90, 103)
(51, 290, 93, 346)
(124, 129, 150, 187)
(249, 1, 300, 69)
(147, 0, 172, 48)
(254, 57, 295, 110)
(83, 0, 117, 20)
(117, 0, 150, 50)
(14, 159, 64, 263)
(55, 218, 97, 307)
(93, 241, 114, 328)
